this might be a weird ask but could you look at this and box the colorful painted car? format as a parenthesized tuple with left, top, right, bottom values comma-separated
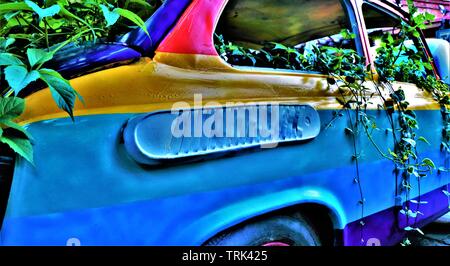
(0, 0, 449, 246)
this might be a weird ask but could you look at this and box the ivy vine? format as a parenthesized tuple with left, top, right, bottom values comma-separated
(215, 0, 450, 245)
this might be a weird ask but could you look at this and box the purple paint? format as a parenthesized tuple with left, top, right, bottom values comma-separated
(118, 0, 192, 55)
(343, 184, 450, 246)
(47, 43, 141, 78)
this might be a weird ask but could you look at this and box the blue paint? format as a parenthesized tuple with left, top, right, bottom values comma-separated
(1, 109, 448, 245)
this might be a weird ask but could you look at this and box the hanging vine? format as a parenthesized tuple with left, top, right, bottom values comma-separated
(215, 0, 450, 245)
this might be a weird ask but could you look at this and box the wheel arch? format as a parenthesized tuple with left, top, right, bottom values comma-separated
(173, 187, 348, 245)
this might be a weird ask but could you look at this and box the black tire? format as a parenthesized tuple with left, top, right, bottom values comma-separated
(205, 213, 321, 246)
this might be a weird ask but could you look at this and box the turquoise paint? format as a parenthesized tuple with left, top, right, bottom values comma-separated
(1, 109, 448, 245)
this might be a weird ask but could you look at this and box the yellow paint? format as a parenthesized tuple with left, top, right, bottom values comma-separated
(19, 53, 441, 125)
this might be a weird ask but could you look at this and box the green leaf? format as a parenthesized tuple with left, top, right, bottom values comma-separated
(0, 135, 33, 164)
(0, 119, 32, 140)
(0, 2, 32, 14)
(25, 0, 60, 20)
(271, 43, 288, 51)
(0, 53, 23, 66)
(4, 11, 20, 21)
(388, 148, 398, 158)
(38, 68, 82, 119)
(422, 158, 436, 169)
(27, 48, 53, 68)
(0, 96, 24, 120)
(4, 66, 40, 95)
(128, 0, 154, 10)
(113, 8, 149, 36)
(99, 4, 120, 27)
(424, 12, 435, 21)
(0, 37, 15, 51)
(401, 238, 411, 246)
(417, 136, 430, 145)
(402, 138, 416, 147)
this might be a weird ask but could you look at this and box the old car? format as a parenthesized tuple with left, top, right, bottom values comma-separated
(0, 0, 449, 246)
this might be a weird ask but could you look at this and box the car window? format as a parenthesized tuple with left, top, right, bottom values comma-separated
(361, 3, 434, 83)
(214, 0, 358, 73)
(362, 3, 421, 61)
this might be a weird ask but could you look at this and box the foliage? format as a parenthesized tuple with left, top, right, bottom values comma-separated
(0, 0, 160, 163)
(216, 0, 450, 243)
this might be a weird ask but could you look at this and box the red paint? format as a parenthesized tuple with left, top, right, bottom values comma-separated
(156, 0, 226, 55)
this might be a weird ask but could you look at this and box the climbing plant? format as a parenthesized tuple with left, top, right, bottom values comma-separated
(215, 0, 450, 245)
(0, 0, 160, 163)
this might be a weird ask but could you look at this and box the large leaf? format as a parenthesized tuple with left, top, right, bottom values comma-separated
(0, 52, 23, 66)
(0, 96, 25, 120)
(38, 68, 82, 119)
(25, 0, 60, 20)
(0, 135, 33, 164)
(27, 48, 53, 68)
(99, 4, 120, 27)
(114, 8, 149, 36)
(4, 65, 40, 95)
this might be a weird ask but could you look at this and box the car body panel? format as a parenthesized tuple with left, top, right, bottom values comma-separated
(1, 0, 449, 246)
(2, 109, 448, 246)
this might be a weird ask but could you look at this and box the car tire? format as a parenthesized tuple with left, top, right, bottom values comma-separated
(204, 213, 321, 246)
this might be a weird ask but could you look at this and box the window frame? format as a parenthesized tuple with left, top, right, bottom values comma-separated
(359, 0, 437, 79)
(213, 0, 365, 76)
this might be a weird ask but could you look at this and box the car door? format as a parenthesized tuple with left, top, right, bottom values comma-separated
(155, 0, 404, 245)
(358, 0, 450, 231)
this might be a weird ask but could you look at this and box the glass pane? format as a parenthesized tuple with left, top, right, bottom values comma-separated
(215, 0, 357, 72)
